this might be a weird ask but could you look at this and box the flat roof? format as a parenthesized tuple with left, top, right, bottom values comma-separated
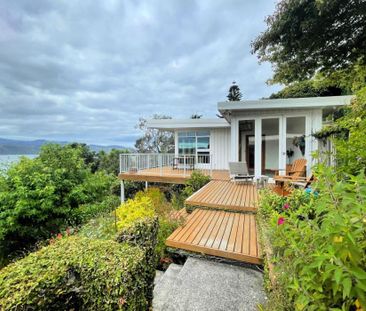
(147, 118, 230, 130)
(218, 95, 354, 112)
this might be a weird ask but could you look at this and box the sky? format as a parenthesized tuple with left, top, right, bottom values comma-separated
(0, 0, 281, 147)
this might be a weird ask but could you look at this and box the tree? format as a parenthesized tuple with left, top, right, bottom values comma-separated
(269, 79, 348, 99)
(227, 81, 242, 101)
(190, 114, 202, 119)
(68, 142, 99, 173)
(252, 0, 366, 84)
(98, 149, 129, 176)
(135, 115, 174, 153)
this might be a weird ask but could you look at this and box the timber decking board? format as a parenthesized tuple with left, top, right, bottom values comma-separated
(166, 209, 262, 265)
(119, 167, 230, 184)
(185, 180, 258, 212)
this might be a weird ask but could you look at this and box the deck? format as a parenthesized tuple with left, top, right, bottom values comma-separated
(185, 180, 258, 212)
(166, 209, 262, 264)
(119, 167, 230, 184)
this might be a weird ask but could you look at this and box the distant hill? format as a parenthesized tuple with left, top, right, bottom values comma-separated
(0, 138, 131, 155)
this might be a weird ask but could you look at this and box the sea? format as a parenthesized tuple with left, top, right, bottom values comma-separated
(0, 154, 38, 168)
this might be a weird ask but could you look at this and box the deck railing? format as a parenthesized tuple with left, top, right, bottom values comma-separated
(119, 153, 213, 177)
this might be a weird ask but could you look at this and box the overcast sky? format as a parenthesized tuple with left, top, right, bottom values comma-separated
(0, 0, 281, 146)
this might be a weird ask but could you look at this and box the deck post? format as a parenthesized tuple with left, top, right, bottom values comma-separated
(145, 181, 148, 190)
(120, 180, 125, 203)
(183, 155, 186, 177)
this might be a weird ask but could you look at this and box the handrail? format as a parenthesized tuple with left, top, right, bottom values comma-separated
(119, 153, 213, 177)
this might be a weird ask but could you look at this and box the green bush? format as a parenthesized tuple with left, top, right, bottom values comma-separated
(258, 168, 366, 310)
(0, 144, 115, 267)
(134, 188, 181, 263)
(116, 216, 159, 304)
(0, 236, 150, 310)
(183, 171, 211, 197)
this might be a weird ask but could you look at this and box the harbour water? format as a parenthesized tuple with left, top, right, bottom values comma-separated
(0, 154, 38, 167)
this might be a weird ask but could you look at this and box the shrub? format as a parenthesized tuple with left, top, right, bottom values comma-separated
(0, 144, 115, 266)
(0, 236, 150, 310)
(115, 196, 155, 230)
(116, 217, 159, 303)
(183, 171, 211, 198)
(258, 168, 366, 310)
(134, 187, 181, 263)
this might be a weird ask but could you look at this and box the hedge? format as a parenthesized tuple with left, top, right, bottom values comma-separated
(0, 237, 149, 310)
(0, 193, 160, 310)
(116, 216, 159, 304)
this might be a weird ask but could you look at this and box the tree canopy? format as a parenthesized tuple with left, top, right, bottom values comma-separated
(135, 115, 174, 153)
(227, 81, 243, 101)
(252, 0, 366, 84)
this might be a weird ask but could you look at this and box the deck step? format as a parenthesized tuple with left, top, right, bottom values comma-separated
(166, 209, 262, 265)
(154, 257, 266, 311)
(185, 180, 258, 212)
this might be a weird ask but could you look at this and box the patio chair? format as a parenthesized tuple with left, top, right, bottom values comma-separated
(274, 158, 307, 182)
(229, 162, 254, 183)
(290, 174, 315, 189)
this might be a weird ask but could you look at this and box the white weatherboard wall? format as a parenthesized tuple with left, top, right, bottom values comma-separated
(210, 128, 231, 170)
(174, 128, 231, 170)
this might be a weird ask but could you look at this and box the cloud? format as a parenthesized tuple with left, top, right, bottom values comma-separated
(0, 0, 280, 146)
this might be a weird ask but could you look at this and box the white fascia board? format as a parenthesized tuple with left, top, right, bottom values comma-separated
(147, 118, 230, 130)
(218, 95, 354, 113)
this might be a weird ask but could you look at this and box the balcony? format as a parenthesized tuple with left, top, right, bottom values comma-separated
(118, 153, 229, 184)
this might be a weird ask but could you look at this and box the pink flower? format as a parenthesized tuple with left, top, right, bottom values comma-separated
(56, 233, 63, 239)
(277, 217, 285, 225)
(283, 203, 290, 210)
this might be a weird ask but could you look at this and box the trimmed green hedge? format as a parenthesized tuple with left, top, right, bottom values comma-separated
(0, 195, 159, 310)
(116, 216, 159, 304)
(0, 237, 148, 310)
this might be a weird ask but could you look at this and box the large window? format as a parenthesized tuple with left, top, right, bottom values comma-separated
(178, 131, 210, 163)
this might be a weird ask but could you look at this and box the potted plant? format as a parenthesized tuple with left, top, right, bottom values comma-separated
(293, 135, 305, 156)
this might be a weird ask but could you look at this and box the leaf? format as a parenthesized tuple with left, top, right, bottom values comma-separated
(342, 277, 352, 299)
(334, 268, 343, 285)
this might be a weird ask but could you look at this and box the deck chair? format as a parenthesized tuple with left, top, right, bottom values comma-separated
(290, 174, 314, 189)
(274, 158, 307, 182)
(229, 162, 254, 183)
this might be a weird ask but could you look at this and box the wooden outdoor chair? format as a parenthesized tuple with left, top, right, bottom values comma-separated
(274, 158, 307, 182)
(290, 174, 315, 189)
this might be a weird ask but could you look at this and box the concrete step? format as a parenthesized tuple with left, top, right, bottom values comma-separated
(153, 263, 184, 310)
(157, 257, 266, 311)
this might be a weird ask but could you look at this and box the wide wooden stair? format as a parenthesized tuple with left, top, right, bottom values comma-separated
(166, 180, 262, 265)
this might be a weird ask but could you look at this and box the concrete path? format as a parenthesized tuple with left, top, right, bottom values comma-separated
(153, 257, 266, 311)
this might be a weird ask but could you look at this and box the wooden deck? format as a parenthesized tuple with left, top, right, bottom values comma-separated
(185, 180, 258, 212)
(166, 209, 262, 264)
(119, 167, 230, 184)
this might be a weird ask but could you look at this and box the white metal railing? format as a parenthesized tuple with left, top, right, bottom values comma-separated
(119, 153, 213, 177)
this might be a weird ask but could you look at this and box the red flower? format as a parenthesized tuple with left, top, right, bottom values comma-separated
(283, 203, 290, 210)
(56, 233, 63, 239)
(277, 217, 285, 225)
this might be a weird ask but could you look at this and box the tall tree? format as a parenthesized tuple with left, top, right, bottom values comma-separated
(227, 81, 243, 101)
(135, 115, 174, 153)
(252, 0, 366, 84)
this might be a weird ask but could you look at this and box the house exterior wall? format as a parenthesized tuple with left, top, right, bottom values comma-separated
(230, 108, 323, 177)
(210, 128, 231, 170)
(173, 127, 231, 170)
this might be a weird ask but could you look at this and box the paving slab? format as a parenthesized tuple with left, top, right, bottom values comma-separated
(158, 257, 266, 311)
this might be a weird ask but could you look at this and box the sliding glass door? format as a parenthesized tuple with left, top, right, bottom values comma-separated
(261, 118, 280, 177)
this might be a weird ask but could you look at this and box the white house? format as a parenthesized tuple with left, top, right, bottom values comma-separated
(147, 95, 353, 178)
